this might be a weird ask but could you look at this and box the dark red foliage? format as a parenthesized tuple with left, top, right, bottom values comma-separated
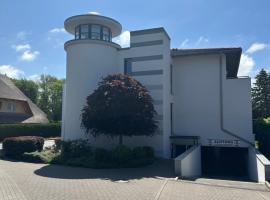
(81, 74, 158, 140)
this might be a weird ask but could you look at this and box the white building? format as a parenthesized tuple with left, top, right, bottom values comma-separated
(62, 13, 270, 181)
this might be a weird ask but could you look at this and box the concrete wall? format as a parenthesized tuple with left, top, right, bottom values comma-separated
(63, 40, 120, 141)
(172, 54, 254, 147)
(248, 147, 270, 182)
(175, 145, 201, 177)
(117, 29, 171, 158)
(63, 30, 171, 158)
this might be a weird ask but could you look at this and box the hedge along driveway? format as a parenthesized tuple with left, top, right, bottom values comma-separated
(0, 123, 61, 141)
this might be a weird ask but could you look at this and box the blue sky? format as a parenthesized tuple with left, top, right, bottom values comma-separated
(0, 0, 269, 83)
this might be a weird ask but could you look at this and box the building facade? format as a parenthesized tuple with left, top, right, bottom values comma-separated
(62, 13, 268, 180)
(0, 74, 48, 124)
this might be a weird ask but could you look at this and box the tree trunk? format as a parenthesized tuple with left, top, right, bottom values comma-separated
(119, 134, 123, 145)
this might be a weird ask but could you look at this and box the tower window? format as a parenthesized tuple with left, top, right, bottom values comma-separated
(74, 24, 112, 42)
(102, 27, 110, 41)
(80, 24, 89, 39)
(75, 26, 80, 39)
(91, 25, 101, 40)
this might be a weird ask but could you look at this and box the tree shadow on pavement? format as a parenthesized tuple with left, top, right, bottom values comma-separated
(34, 159, 175, 181)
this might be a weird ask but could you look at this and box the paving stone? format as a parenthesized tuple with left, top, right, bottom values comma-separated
(0, 159, 269, 200)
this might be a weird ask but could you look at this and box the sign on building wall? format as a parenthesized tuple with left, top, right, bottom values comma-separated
(208, 139, 240, 147)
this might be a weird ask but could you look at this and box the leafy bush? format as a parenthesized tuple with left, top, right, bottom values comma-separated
(254, 119, 270, 158)
(133, 146, 154, 159)
(22, 150, 59, 163)
(3, 136, 44, 158)
(61, 139, 92, 158)
(112, 145, 132, 165)
(54, 138, 62, 150)
(0, 123, 61, 141)
(93, 148, 111, 162)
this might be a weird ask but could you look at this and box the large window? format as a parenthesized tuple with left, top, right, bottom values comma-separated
(74, 24, 112, 42)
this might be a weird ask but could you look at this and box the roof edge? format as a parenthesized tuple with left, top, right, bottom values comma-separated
(130, 27, 171, 40)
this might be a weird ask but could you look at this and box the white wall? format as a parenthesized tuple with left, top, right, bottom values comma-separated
(172, 54, 254, 147)
(117, 30, 171, 158)
(248, 147, 270, 182)
(175, 145, 201, 177)
(63, 40, 119, 141)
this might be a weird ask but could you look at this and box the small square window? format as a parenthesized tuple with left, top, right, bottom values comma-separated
(7, 103, 16, 112)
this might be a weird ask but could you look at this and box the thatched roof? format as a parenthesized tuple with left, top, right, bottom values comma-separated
(0, 74, 49, 124)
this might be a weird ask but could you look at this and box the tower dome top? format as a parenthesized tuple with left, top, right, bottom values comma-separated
(64, 14, 122, 37)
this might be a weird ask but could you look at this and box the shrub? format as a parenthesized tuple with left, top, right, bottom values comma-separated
(93, 148, 111, 162)
(254, 119, 270, 158)
(112, 145, 132, 165)
(54, 138, 61, 148)
(22, 150, 59, 163)
(3, 136, 44, 158)
(61, 139, 92, 158)
(0, 123, 61, 141)
(133, 146, 154, 159)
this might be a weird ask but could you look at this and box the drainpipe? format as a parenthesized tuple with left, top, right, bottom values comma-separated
(219, 54, 254, 147)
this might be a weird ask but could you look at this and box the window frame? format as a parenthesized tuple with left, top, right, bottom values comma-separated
(74, 24, 112, 42)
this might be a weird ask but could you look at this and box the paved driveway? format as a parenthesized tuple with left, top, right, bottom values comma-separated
(0, 159, 269, 200)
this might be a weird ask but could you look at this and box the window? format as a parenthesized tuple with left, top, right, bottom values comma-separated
(7, 102, 16, 112)
(0, 101, 2, 110)
(80, 24, 89, 39)
(91, 25, 101, 40)
(75, 26, 80, 39)
(74, 24, 112, 42)
(102, 27, 110, 41)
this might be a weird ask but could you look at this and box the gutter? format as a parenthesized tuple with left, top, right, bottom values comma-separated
(219, 54, 254, 147)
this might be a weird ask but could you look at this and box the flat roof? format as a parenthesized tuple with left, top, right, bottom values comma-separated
(64, 14, 122, 37)
(171, 47, 242, 78)
(130, 27, 171, 40)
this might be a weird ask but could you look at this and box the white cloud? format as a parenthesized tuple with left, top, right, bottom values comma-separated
(238, 53, 255, 76)
(179, 39, 189, 48)
(28, 74, 41, 82)
(113, 31, 130, 48)
(12, 43, 40, 62)
(20, 50, 40, 61)
(0, 65, 25, 79)
(12, 44, 31, 52)
(16, 31, 31, 40)
(246, 42, 268, 54)
(195, 36, 209, 46)
(49, 28, 66, 34)
(88, 11, 100, 15)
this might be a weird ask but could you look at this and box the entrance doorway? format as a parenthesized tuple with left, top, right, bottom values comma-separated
(201, 146, 248, 178)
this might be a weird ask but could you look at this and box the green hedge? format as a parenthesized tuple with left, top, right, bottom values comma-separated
(3, 136, 44, 158)
(254, 119, 270, 158)
(0, 123, 61, 141)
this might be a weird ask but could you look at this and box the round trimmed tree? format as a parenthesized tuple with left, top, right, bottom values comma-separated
(81, 73, 158, 145)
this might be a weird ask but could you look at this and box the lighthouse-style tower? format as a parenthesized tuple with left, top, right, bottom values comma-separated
(62, 14, 122, 140)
